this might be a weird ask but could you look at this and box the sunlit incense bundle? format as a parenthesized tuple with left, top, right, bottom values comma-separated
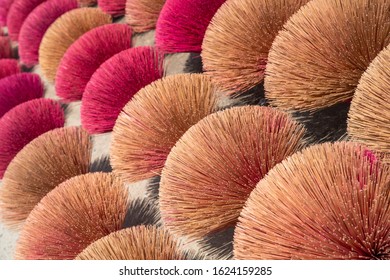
(56, 23, 132, 101)
(348, 45, 390, 156)
(76, 226, 186, 260)
(6, 0, 46, 41)
(15, 172, 160, 259)
(0, 127, 91, 229)
(202, 0, 309, 95)
(155, 0, 226, 53)
(0, 73, 44, 118)
(0, 36, 12, 58)
(110, 73, 219, 183)
(0, 98, 65, 178)
(15, 173, 128, 259)
(160, 106, 306, 239)
(0, 0, 14, 27)
(39, 8, 111, 82)
(18, 0, 78, 67)
(265, 0, 390, 111)
(81, 46, 163, 134)
(98, 0, 126, 17)
(234, 142, 390, 259)
(0, 59, 20, 80)
(125, 0, 165, 33)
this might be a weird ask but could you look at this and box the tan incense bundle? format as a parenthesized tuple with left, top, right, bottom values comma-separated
(348, 45, 390, 156)
(39, 8, 111, 82)
(159, 106, 306, 239)
(265, 0, 390, 111)
(15, 173, 128, 259)
(15, 172, 160, 259)
(234, 142, 390, 259)
(201, 0, 310, 95)
(76, 225, 187, 260)
(0, 127, 91, 229)
(111, 73, 219, 183)
(125, 0, 165, 33)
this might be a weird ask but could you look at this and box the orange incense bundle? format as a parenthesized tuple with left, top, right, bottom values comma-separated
(125, 0, 165, 33)
(234, 142, 390, 259)
(76, 226, 188, 260)
(265, 0, 390, 111)
(15, 173, 160, 259)
(202, 0, 309, 95)
(39, 8, 111, 82)
(159, 106, 306, 239)
(110, 73, 219, 183)
(348, 45, 390, 156)
(0, 127, 91, 229)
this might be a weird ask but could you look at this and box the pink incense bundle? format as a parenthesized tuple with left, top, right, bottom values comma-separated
(125, 0, 166, 33)
(56, 23, 132, 101)
(98, 0, 126, 17)
(0, 73, 44, 118)
(0, 59, 20, 80)
(0, 98, 65, 178)
(81, 46, 163, 134)
(6, 0, 46, 41)
(0, 36, 12, 58)
(155, 0, 226, 53)
(0, 0, 14, 27)
(18, 0, 78, 67)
